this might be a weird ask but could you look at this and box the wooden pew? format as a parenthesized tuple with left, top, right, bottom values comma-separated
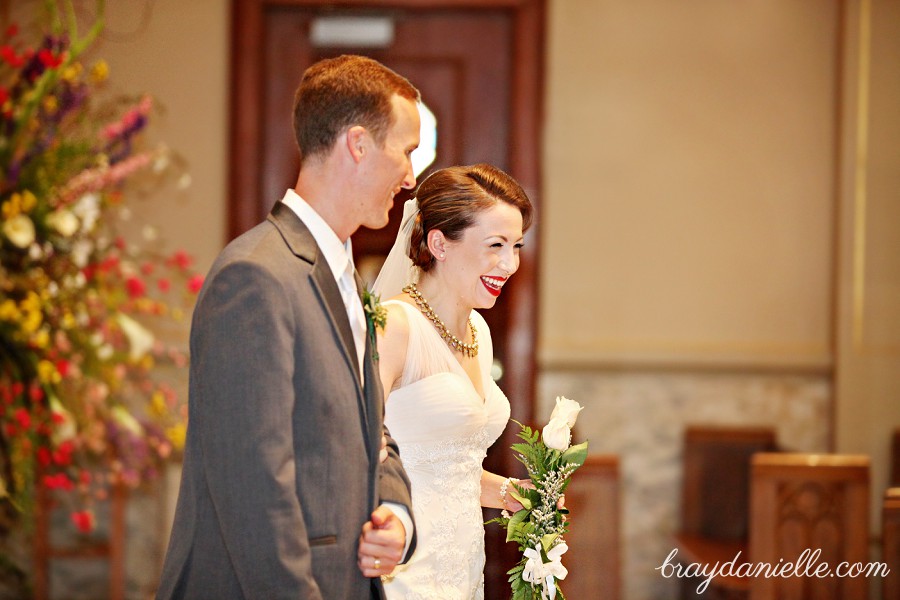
(884, 487, 900, 600)
(33, 483, 127, 600)
(675, 425, 777, 598)
(749, 453, 870, 600)
(560, 454, 621, 600)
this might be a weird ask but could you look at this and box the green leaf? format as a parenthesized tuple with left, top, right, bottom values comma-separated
(561, 440, 589, 466)
(505, 508, 530, 542)
(508, 487, 532, 510)
(541, 532, 559, 552)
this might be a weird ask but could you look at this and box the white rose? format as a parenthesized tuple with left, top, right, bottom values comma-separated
(542, 417, 571, 451)
(549, 396, 583, 428)
(3, 214, 36, 248)
(46, 209, 80, 237)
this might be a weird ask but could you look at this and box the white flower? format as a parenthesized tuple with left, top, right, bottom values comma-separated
(71, 239, 93, 268)
(542, 417, 571, 451)
(50, 397, 77, 443)
(111, 405, 143, 436)
(116, 313, 155, 361)
(550, 396, 583, 428)
(3, 214, 36, 248)
(73, 193, 100, 231)
(46, 209, 80, 237)
(522, 543, 569, 600)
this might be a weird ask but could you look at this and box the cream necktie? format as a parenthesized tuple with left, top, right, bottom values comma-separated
(339, 261, 367, 381)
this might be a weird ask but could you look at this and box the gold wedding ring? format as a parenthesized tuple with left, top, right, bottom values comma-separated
(374, 558, 381, 570)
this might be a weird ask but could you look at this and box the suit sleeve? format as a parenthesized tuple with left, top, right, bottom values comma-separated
(190, 260, 322, 598)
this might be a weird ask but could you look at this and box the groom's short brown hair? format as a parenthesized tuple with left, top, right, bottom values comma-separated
(293, 55, 420, 165)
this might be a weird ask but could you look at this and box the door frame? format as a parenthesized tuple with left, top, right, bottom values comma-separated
(229, 0, 544, 430)
(230, 1, 544, 593)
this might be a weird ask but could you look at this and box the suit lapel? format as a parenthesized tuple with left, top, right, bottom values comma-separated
(267, 202, 364, 394)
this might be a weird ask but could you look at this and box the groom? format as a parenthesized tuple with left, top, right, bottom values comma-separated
(156, 55, 420, 599)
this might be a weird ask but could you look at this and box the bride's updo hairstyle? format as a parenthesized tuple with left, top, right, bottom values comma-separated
(409, 164, 533, 273)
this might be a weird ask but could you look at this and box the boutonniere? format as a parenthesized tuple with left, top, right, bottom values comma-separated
(362, 288, 387, 360)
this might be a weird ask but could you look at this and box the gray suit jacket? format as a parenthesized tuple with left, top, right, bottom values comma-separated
(157, 202, 414, 599)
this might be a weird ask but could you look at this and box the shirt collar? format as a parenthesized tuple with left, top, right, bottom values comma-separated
(280, 188, 355, 283)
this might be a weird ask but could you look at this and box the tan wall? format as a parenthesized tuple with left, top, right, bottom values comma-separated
(836, 0, 900, 522)
(542, 0, 838, 371)
(95, 0, 229, 275)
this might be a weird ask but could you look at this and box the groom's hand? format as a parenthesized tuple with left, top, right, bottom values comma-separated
(357, 505, 406, 578)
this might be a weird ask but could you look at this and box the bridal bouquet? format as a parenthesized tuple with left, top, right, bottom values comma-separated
(489, 397, 588, 600)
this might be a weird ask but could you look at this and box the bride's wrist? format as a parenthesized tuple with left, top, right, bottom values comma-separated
(499, 476, 516, 516)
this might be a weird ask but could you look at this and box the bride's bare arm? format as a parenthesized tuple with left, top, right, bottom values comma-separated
(480, 470, 527, 511)
(377, 302, 410, 402)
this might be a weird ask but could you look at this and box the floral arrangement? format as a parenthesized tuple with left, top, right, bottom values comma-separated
(489, 397, 588, 600)
(0, 0, 198, 539)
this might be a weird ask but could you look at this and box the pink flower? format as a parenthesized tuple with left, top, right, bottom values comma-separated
(126, 276, 146, 298)
(187, 274, 204, 294)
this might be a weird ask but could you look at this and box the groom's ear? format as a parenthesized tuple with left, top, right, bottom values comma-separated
(345, 126, 368, 164)
(426, 229, 447, 261)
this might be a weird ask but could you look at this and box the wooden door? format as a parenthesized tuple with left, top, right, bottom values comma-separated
(230, 2, 544, 595)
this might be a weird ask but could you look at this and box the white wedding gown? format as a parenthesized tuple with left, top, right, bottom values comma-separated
(381, 300, 510, 600)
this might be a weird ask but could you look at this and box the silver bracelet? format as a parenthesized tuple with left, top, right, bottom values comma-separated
(499, 477, 515, 517)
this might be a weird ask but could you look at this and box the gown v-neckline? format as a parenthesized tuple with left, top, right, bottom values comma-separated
(400, 300, 487, 403)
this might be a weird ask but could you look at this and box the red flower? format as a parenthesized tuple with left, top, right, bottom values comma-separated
(38, 48, 63, 68)
(42, 473, 73, 491)
(71, 510, 95, 533)
(0, 45, 23, 68)
(11, 382, 23, 397)
(56, 359, 71, 378)
(37, 447, 52, 467)
(14, 408, 30, 430)
(29, 384, 44, 403)
(187, 274, 204, 294)
(157, 277, 171, 293)
(126, 276, 146, 298)
(141, 262, 155, 276)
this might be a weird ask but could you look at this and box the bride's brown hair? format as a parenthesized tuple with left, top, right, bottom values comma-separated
(409, 164, 533, 272)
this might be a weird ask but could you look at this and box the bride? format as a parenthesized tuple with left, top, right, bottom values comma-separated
(365, 163, 533, 599)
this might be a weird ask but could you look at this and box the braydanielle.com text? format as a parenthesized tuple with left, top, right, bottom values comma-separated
(656, 548, 891, 594)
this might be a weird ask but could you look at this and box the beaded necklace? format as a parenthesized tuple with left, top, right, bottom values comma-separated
(403, 283, 478, 358)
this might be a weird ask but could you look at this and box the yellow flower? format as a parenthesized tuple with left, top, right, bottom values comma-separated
(61, 312, 76, 329)
(43, 95, 58, 114)
(150, 391, 167, 417)
(0, 300, 19, 321)
(20, 191, 36, 212)
(31, 329, 50, 349)
(166, 423, 186, 451)
(37, 360, 60, 384)
(62, 62, 82, 82)
(90, 59, 108, 83)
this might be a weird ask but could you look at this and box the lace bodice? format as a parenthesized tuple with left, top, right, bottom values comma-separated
(382, 301, 510, 600)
